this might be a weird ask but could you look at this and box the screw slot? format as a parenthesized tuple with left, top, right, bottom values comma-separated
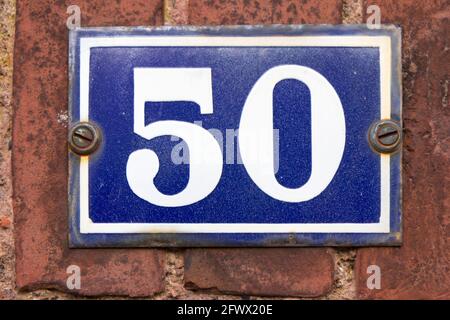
(69, 122, 101, 155)
(368, 120, 402, 154)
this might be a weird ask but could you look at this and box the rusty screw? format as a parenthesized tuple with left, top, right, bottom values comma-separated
(69, 122, 101, 155)
(368, 119, 402, 154)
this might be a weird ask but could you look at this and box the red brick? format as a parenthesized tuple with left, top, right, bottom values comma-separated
(188, 0, 343, 24)
(185, 248, 334, 297)
(356, 0, 450, 299)
(13, 0, 165, 297)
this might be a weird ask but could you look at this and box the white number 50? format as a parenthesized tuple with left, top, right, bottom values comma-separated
(126, 66, 345, 207)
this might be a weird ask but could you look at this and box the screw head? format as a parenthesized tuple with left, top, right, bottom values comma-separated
(69, 122, 101, 155)
(368, 120, 402, 154)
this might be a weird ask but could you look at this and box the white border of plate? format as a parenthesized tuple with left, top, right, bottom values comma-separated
(78, 35, 391, 234)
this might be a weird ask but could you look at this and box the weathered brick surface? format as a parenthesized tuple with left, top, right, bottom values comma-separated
(185, 249, 334, 297)
(356, 0, 450, 299)
(13, 0, 165, 297)
(183, 0, 341, 298)
(188, 0, 343, 24)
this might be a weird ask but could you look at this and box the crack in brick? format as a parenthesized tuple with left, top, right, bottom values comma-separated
(325, 249, 356, 300)
(342, 0, 363, 24)
(164, 0, 189, 25)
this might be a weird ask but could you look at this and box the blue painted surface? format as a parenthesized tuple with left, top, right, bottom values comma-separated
(68, 25, 402, 247)
(89, 46, 380, 224)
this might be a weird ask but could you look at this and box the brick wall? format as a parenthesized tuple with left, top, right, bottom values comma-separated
(0, 0, 448, 299)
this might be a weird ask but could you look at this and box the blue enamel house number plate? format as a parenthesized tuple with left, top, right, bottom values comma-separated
(68, 25, 402, 247)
